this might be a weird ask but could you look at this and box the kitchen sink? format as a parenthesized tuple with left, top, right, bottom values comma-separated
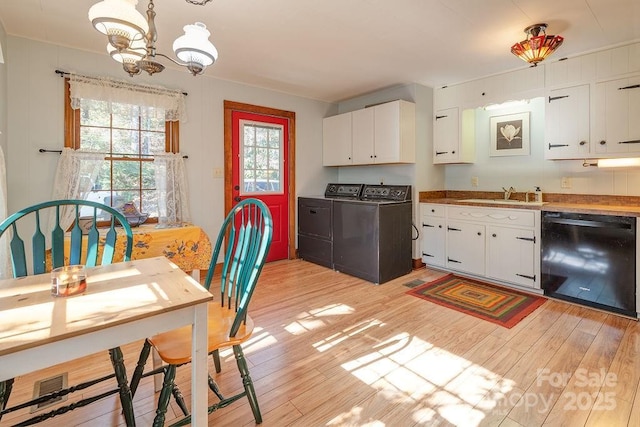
(459, 198, 547, 206)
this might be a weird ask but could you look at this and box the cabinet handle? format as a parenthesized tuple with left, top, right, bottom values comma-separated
(579, 141, 587, 146)
(438, 225, 443, 228)
(447, 226, 461, 231)
(618, 84, 640, 90)
(435, 151, 449, 155)
(600, 140, 606, 145)
(618, 139, 640, 144)
(310, 209, 317, 214)
(447, 257, 461, 264)
(422, 223, 434, 228)
(548, 143, 570, 149)
(516, 273, 536, 281)
(431, 209, 435, 213)
(492, 233, 497, 237)
(477, 232, 482, 236)
(435, 115, 448, 120)
(548, 95, 569, 102)
(516, 236, 536, 243)
(422, 252, 434, 258)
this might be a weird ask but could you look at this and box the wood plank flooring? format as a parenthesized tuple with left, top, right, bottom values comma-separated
(2, 259, 639, 426)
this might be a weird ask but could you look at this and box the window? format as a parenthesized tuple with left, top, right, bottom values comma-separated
(64, 79, 180, 221)
(239, 120, 283, 196)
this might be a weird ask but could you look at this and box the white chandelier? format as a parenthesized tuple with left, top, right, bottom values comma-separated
(89, 0, 218, 77)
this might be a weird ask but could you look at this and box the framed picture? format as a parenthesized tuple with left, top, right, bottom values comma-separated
(490, 112, 530, 157)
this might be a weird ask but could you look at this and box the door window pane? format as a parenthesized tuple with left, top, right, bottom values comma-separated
(240, 120, 283, 194)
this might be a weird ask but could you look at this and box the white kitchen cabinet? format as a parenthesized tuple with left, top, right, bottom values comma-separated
(323, 100, 415, 166)
(420, 203, 446, 267)
(446, 219, 485, 276)
(372, 100, 415, 164)
(433, 108, 475, 164)
(419, 203, 540, 290)
(486, 226, 537, 288)
(593, 76, 640, 155)
(351, 107, 375, 164)
(545, 84, 591, 159)
(545, 54, 597, 89)
(322, 112, 352, 166)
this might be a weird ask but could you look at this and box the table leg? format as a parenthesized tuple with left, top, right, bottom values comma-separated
(191, 303, 208, 426)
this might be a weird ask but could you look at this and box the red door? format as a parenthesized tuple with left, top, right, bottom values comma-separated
(231, 111, 289, 262)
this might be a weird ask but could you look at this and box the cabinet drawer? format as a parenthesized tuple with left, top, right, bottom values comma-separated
(447, 205, 535, 228)
(421, 203, 446, 218)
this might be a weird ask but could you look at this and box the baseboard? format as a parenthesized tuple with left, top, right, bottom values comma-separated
(412, 258, 425, 270)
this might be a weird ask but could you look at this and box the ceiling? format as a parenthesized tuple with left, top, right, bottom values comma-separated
(1, 0, 639, 102)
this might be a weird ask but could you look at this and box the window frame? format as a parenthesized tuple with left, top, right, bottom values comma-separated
(63, 79, 180, 224)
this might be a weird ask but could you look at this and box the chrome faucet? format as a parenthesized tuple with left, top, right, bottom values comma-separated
(502, 186, 515, 200)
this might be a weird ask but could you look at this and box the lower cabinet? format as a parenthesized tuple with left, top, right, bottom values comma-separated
(446, 220, 485, 276)
(420, 204, 446, 267)
(420, 203, 540, 290)
(486, 225, 536, 287)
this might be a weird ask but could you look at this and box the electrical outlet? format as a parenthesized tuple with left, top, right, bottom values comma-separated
(471, 176, 479, 187)
(561, 176, 572, 188)
(213, 167, 223, 179)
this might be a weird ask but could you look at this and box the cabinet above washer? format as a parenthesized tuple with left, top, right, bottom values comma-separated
(322, 100, 416, 166)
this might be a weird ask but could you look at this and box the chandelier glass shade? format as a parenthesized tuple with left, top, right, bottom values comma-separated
(511, 23, 563, 66)
(89, 0, 218, 77)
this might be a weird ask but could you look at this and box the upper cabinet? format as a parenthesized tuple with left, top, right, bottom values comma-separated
(433, 108, 475, 164)
(322, 112, 352, 166)
(323, 100, 416, 166)
(545, 84, 590, 159)
(593, 76, 640, 155)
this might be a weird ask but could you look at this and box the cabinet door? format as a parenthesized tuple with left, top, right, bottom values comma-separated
(351, 107, 375, 164)
(322, 112, 352, 166)
(545, 85, 590, 159)
(373, 101, 402, 163)
(593, 76, 640, 154)
(446, 220, 485, 276)
(421, 216, 446, 267)
(434, 108, 459, 164)
(486, 226, 536, 288)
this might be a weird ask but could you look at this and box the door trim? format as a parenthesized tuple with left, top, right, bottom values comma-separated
(223, 100, 296, 259)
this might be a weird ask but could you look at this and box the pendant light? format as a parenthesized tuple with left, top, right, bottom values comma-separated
(89, 0, 218, 76)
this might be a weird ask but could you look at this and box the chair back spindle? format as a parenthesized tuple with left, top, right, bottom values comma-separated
(0, 199, 133, 278)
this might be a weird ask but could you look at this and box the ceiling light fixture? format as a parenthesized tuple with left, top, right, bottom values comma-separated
(89, 0, 218, 77)
(511, 23, 563, 67)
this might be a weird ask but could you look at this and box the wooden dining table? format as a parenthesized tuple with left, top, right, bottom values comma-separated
(0, 256, 213, 426)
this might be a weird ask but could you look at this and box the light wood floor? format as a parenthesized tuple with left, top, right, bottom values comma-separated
(2, 259, 640, 426)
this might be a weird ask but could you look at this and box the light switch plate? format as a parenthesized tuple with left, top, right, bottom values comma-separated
(561, 176, 572, 188)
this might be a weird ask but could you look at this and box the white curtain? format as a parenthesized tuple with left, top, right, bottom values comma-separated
(0, 146, 9, 279)
(49, 148, 104, 233)
(68, 74, 187, 122)
(154, 153, 191, 228)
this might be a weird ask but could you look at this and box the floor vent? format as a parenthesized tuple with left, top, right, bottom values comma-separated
(31, 373, 68, 413)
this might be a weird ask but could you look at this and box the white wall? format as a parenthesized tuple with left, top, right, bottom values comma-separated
(5, 36, 336, 246)
(445, 97, 640, 197)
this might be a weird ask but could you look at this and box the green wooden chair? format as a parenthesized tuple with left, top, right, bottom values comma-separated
(129, 198, 273, 426)
(0, 199, 135, 426)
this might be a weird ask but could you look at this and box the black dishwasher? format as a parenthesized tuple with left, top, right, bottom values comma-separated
(541, 211, 636, 317)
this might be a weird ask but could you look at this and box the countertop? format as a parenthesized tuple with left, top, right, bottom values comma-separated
(419, 191, 640, 217)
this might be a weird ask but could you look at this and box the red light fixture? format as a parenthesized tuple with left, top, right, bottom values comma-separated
(511, 23, 564, 66)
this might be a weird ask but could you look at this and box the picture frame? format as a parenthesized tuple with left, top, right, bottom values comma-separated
(489, 112, 530, 157)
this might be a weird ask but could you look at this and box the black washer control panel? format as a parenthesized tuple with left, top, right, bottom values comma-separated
(324, 183, 364, 199)
(360, 184, 411, 202)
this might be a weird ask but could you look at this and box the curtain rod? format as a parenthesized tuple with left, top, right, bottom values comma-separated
(54, 69, 188, 96)
(39, 148, 188, 159)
